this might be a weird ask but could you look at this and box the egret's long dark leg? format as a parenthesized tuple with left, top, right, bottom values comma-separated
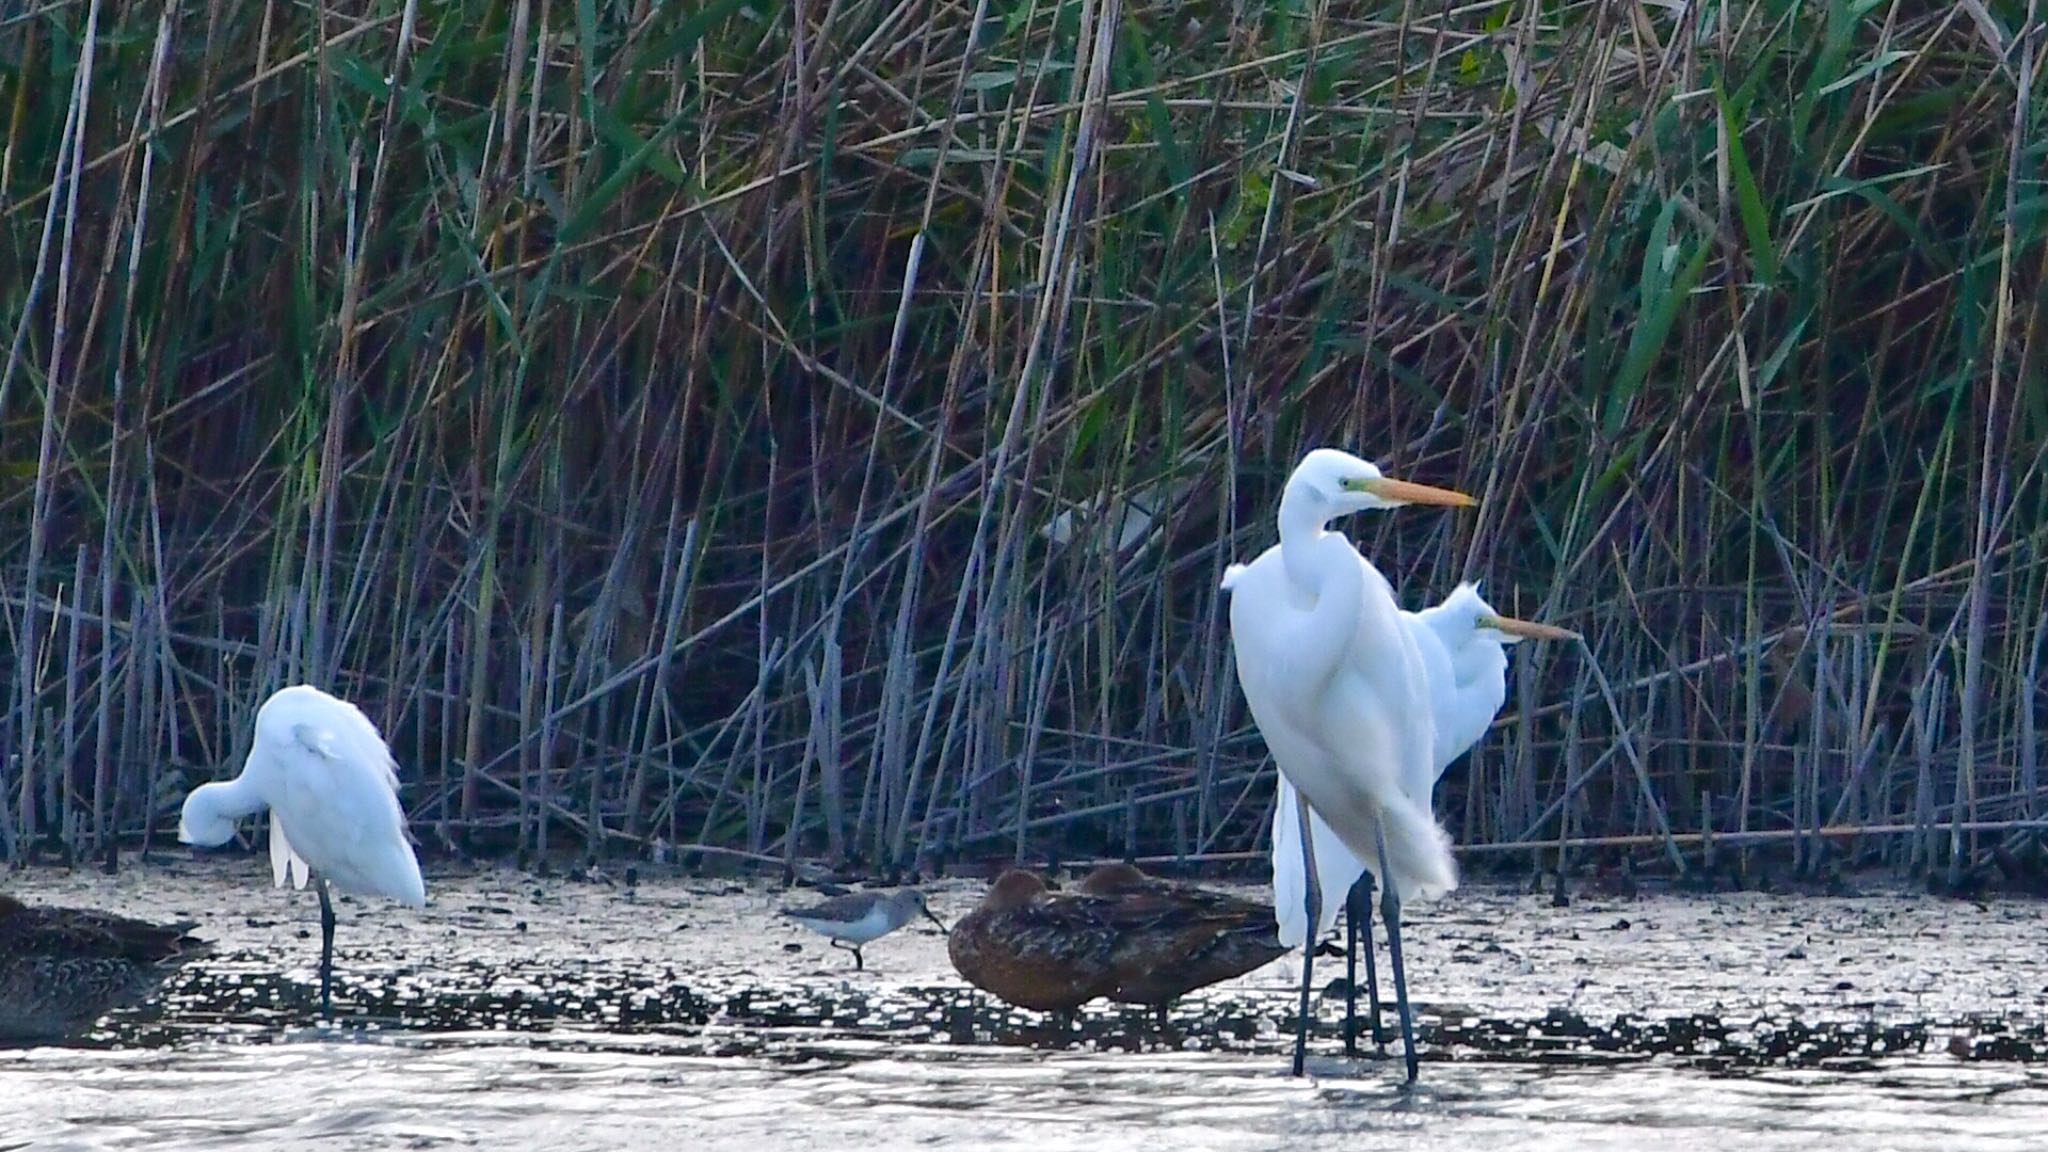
(1343, 878, 1359, 1056)
(317, 879, 337, 1018)
(1357, 874, 1386, 1047)
(1292, 795, 1322, 1077)
(1344, 874, 1385, 1054)
(1373, 822, 1419, 1084)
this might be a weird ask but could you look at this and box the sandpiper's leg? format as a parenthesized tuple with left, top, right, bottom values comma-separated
(829, 939, 864, 970)
(1373, 821, 1419, 1084)
(317, 879, 337, 1018)
(1153, 1003, 1169, 1031)
(1293, 793, 1322, 1077)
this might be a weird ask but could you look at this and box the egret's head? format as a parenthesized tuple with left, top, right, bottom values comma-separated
(1287, 448, 1477, 516)
(177, 783, 241, 847)
(1473, 591, 1582, 645)
(1421, 581, 1581, 645)
(1433, 581, 1500, 636)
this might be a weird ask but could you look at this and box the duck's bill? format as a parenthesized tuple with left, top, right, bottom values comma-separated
(1359, 476, 1479, 507)
(1480, 614, 1581, 641)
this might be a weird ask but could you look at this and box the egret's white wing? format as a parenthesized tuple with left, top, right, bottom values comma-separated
(1272, 778, 1368, 947)
(1306, 544, 1454, 900)
(270, 808, 312, 890)
(1233, 535, 1452, 904)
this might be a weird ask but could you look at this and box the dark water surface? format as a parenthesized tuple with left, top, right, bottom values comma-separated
(5, 860, 2047, 1149)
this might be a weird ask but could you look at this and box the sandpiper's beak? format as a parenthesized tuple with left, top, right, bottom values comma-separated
(924, 909, 950, 933)
(1355, 475, 1478, 507)
(1479, 614, 1581, 641)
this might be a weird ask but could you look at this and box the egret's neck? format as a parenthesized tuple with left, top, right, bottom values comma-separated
(198, 775, 266, 819)
(178, 774, 268, 846)
(1286, 532, 1371, 692)
(1277, 488, 1334, 590)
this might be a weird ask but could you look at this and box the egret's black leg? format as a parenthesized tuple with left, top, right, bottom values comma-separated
(1373, 823, 1419, 1084)
(317, 879, 337, 1018)
(1358, 874, 1386, 1047)
(1345, 874, 1386, 1054)
(1293, 795, 1322, 1077)
(1343, 878, 1359, 1056)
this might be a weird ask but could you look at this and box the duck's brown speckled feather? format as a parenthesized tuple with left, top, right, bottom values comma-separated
(0, 893, 211, 1042)
(1076, 866, 1289, 1008)
(947, 867, 1287, 1016)
(948, 890, 1122, 1012)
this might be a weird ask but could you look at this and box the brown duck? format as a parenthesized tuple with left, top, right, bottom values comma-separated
(947, 870, 1119, 1014)
(1075, 863, 1289, 1025)
(0, 893, 211, 1043)
(946, 866, 1288, 1026)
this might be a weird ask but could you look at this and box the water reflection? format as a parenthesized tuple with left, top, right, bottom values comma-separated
(9, 1037, 2047, 1151)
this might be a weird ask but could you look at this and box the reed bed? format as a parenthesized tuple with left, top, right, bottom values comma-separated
(0, 0, 2042, 885)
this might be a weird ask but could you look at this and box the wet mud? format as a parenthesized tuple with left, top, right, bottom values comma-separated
(7, 855, 2046, 1069)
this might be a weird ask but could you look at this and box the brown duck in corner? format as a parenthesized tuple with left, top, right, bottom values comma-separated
(0, 894, 212, 1043)
(1074, 863, 1289, 1026)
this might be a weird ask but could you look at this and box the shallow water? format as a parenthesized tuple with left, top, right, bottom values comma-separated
(7, 859, 2048, 1149)
(12, 1036, 2047, 1150)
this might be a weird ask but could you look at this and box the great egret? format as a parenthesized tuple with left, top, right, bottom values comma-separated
(179, 684, 427, 1015)
(1221, 447, 1475, 1081)
(0, 893, 212, 1042)
(781, 888, 945, 970)
(1073, 863, 1288, 1027)
(1269, 582, 1578, 1052)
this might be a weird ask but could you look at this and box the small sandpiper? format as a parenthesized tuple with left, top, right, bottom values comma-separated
(780, 888, 945, 970)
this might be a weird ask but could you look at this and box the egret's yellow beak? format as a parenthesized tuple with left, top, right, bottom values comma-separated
(1479, 614, 1581, 641)
(1353, 475, 1479, 507)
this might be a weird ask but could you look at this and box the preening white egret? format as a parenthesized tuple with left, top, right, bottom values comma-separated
(1221, 447, 1476, 1080)
(179, 684, 427, 1015)
(1267, 582, 1578, 1053)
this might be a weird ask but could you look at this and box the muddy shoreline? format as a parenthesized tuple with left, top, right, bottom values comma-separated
(7, 855, 2047, 1067)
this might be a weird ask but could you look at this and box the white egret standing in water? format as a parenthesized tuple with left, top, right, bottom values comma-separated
(1267, 582, 1578, 1053)
(1221, 448, 1475, 1081)
(179, 684, 427, 1015)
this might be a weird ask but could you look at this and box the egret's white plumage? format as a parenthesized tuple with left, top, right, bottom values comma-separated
(1223, 448, 1478, 1079)
(1271, 582, 1567, 948)
(1222, 452, 1465, 902)
(180, 684, 426, 1011)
